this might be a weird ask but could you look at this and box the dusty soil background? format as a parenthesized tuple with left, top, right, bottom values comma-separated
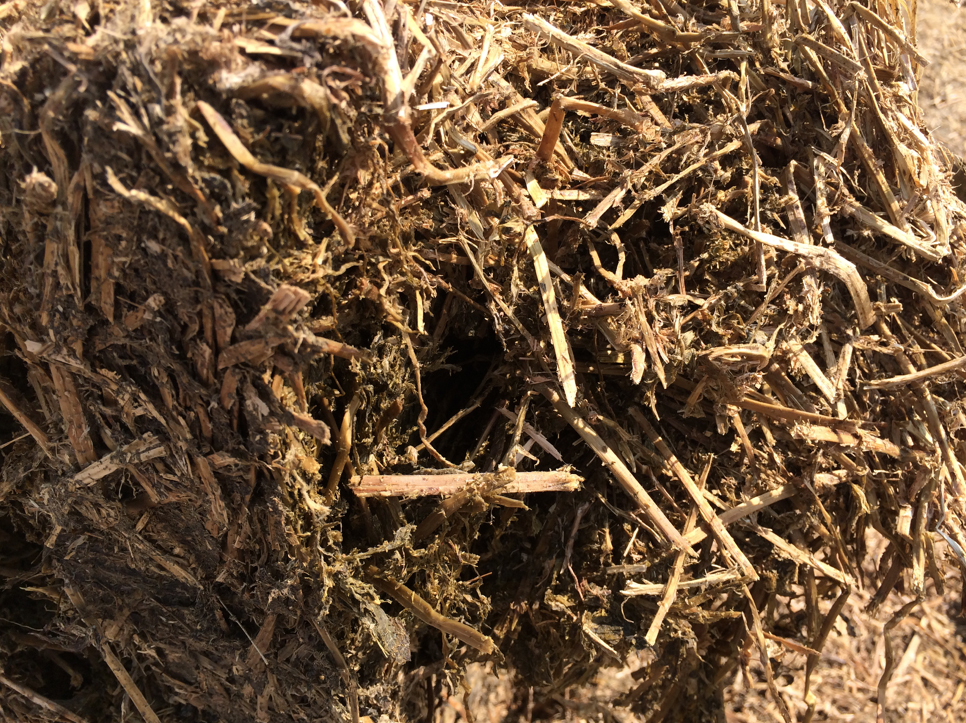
(919, 0, 966, 156)
(450, 537, 966, 723)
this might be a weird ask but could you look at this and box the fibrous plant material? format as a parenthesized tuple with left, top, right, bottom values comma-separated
(1, 1, 965, 722)
(350, 470, 581, 497)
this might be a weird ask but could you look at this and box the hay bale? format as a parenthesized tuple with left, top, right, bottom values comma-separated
(0, 1, 963, 721)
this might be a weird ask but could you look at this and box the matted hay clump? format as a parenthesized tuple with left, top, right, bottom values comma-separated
(1, 0, 965, 721)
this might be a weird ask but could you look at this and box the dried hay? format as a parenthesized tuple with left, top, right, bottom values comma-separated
(0, 0, 965, 721)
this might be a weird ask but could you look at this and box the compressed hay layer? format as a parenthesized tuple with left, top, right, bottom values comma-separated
(0, 1, 965, 722)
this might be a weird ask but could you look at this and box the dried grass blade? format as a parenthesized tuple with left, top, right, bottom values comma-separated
(622, 569, 739, 595)
(0, 673, 90, 723)
(610, 0, 702, 43)
(74, 434, 166, 485)
(522, 14, 666, 89)
(309, 618, 360, 723)
(684, 484, 799, 546)
(540, 386, 692, 552)
(848, 123, 908, 233)
(836, 241, 966, 305)
(798, 45, 847, 114)
(804, 587, 850, 699)
(633, 295, 667, 388)
(865, 354, 966, 389)
(525, 226, 578, 407)
(657, 71, 739, 93)
(876, 599, 921, 723)
(783, 339, 837, 402)
(100, 641, 164, 723)
(479, 99, 539, 132)
(735, 397, 857, 429)
(630, 408, 757, 581)
(782, 163, 812, 245)
(791, 424, 901, 457)
(876, 320, 966, 499)
(495, 407, 564, 461)
(0, 379, 52, 458)
(839, 196, 944, 262)
(557, 96, 649, 131)
(747, 522, 852, 585)
(743, 586, 793, 723)
(848, 3, 928, 65)
(794, 36, 863, 75)
(646, 457, 710, 644)
(50, 365, 96, 466)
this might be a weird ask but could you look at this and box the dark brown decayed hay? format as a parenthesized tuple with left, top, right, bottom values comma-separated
(1, 0, 965, 721)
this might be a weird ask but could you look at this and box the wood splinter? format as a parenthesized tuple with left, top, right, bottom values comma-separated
(350, 470, 581, 497)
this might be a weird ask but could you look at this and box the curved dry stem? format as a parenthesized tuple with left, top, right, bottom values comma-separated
(704, 205, 875, 328)
(196, 100, 356, 248)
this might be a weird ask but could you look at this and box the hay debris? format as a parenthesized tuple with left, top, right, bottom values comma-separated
(0, 1, 965, 721)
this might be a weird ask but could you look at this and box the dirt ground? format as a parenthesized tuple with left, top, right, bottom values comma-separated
(919, 0, 966, 156)
(721, 539, 966, 723)
(438, 5, 966, 722)
(444, 533, 966, 723)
